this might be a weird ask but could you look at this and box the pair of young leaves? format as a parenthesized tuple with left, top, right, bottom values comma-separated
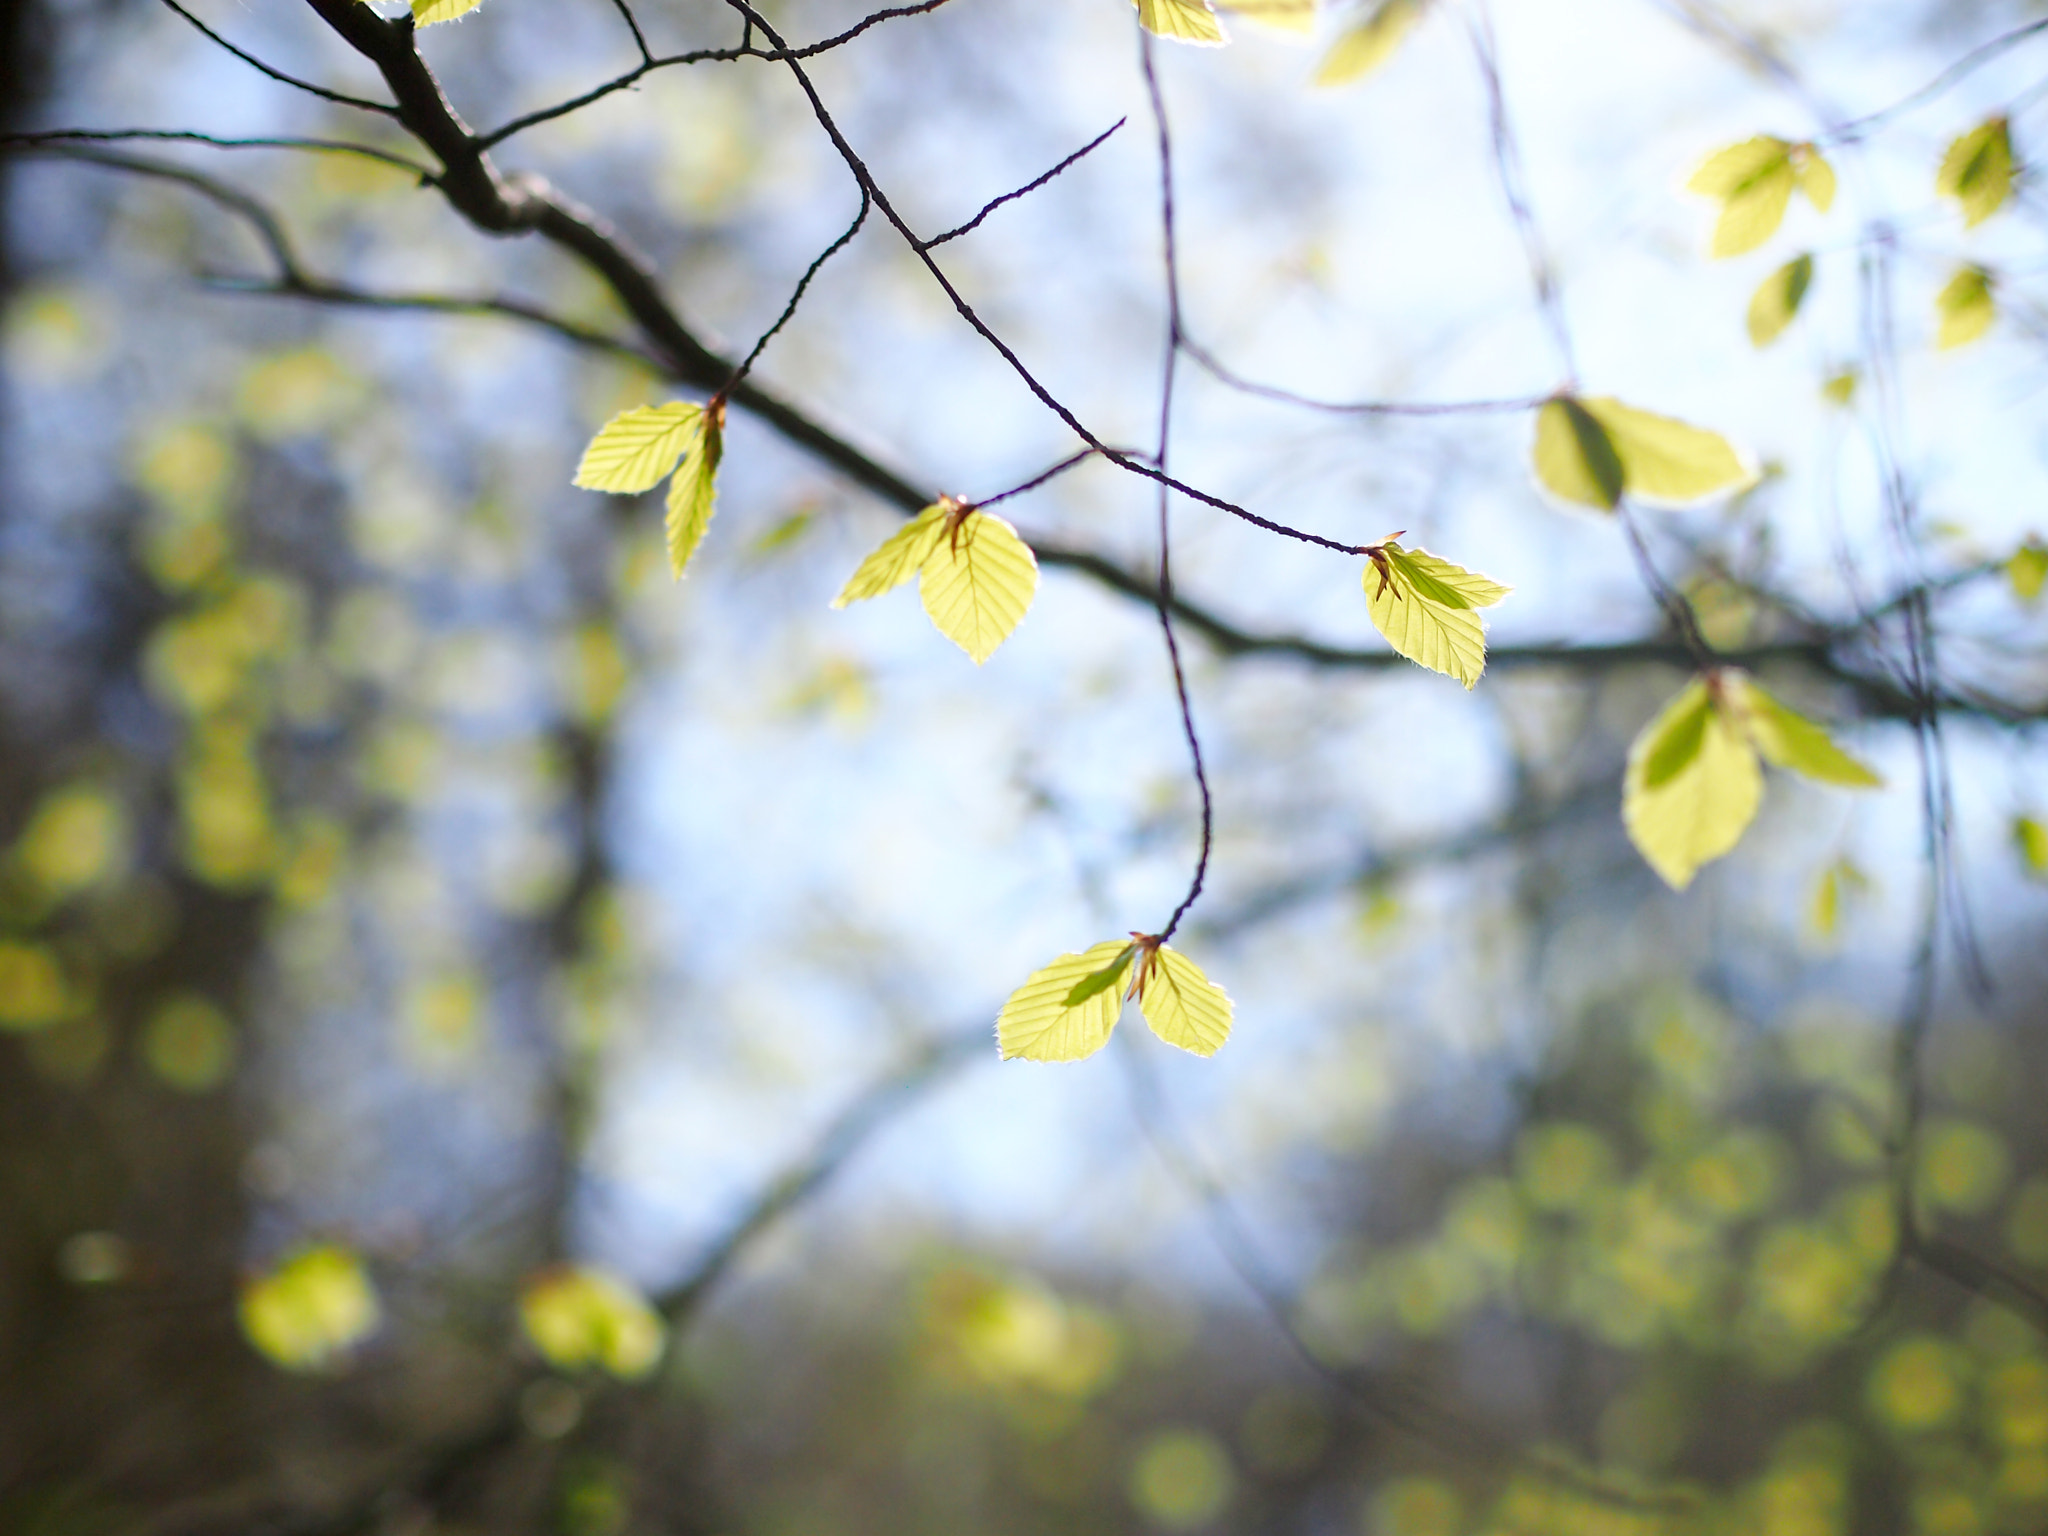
(1624, 670, 1882, 889)
(574, 401, 725, 580)
(832, 496, 1040, 664)
(999, 935, 1232, 1062)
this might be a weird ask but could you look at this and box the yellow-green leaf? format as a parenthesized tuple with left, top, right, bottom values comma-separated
(2007, 540, 2047, 604)
(1133, 945, 1233, 1057)
(239, 1244, 380, 1372)
(918, 510, 1039, 664)
(1796, 148, 1837, 213)
(1732, 676, 1883, 787)
(2015, 815, 2048, 879)
(1315, 0, 1421, 85)
(664, 407, 722, 579)
(1712, 160, 1796, 257)
(832, 503, 949, 608)
(1532, 397, 1624, 510)
(1821, 370, 1858, 408)
(1938, 117, 2014, 228)
(1748, 253, 1814, 347)
(519, 1265, 666, 1380)
(1937, 266, 1996, 349)
(414, 0, 484, 21)
(1065, 943, 1137, 1007)
(998, 939, 1132, 1062)
(574, 402, 702, 495)
(1623, 678, 1762, 890)
(1363, 541, 1510, 689)
(1580, 397, 1753, 507)
(1137, 0, 1226, 45)
(1688, 136, 1793, 198)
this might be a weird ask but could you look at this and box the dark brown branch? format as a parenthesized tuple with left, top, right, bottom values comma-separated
(157, 0, 398, 117)
(922, 117, 1126, 249)
(472, 0, 964, 150)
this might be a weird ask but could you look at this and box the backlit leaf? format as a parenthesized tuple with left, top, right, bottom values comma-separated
(999, 939, 1133, 1063)
(574, 402, 702, 495)
(1532, 397, 1624, 510)
(1580, 396, 1753, 506)
(1733, 677, 1883, 787)
(1712, 160, 1795, 257)
(2015, 816, 2048, 879)
(1064, 943, 1137, 1008)
(1938, 117, 2014, 228)
(239, 1244, 380, 1372)
(1687, 136, 1793, 198)
(2008, 540, 2047, 604)
(1797, 148, 1837, 213)
(1936, 266, 1996, 350)
(918, 510, 1039, 664)
(1315, 0, 1421, 85)
(520, 1265, 666, 1380)
(832, 503, 949, 608)
(1137, 0, 1226, 45)
(1808, 858, 1868, 942)
(1748, 254, 1814, 347)
(413, 0, 484, 21)
(1821, 370, 1858, 408)
(664, 405, 722, 579)
(1133, 944, 1233, 1057)
(1623, 679, 1762, 890)
(1363, 541, 1510, 689)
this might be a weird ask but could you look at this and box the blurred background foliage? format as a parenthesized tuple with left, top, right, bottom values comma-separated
(4, 0, 2048, 1533)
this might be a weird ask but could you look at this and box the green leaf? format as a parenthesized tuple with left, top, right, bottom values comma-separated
(1688, 136, 1792, 197)
(1363, 540, 1510, 689)
(1936, 266, 1996, 350)
(1733, 676, 1884, 788)
(1315, 0, 1422, 85)
(1064, 943, 1137, 1007)
(663, 406, 722, 579)
(1748, 253, 1814, 348)
(918, 509, 1039, 664)
(1938, 117, 2014, 228)
(1623, 678, 1762, 890)
(2015, 815, 2048, 879)
(1796, 147, 1837, 213)
(239, 1244, 380, 1372)
(2007, 540, 2047, 604)
(1712, 161, 1796, 257)
(999, 939, 1133, 1062)
(1580, 396, 1754, 507)
(574, 402, 703, 495)
(519, 1265, 667, 1380)
(413, 0, 484, 22)
(1532, 397, 1624, 510)
(1821, 370, 1858, 408)
(832, 504, 949, 608)
(1638, 679, 1713, 791)
(1807, 857, 1868, 942)
(1133, 944, 1233, 1057)
(1136, 0, 1226, 45)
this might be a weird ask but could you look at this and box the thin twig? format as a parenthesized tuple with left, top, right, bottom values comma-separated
(922, 117, 1126, 249)
(157, 0, 398, 117)
(0, 128, 437, 179)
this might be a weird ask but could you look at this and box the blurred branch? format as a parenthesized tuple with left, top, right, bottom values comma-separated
(0, 127, 436, 178)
